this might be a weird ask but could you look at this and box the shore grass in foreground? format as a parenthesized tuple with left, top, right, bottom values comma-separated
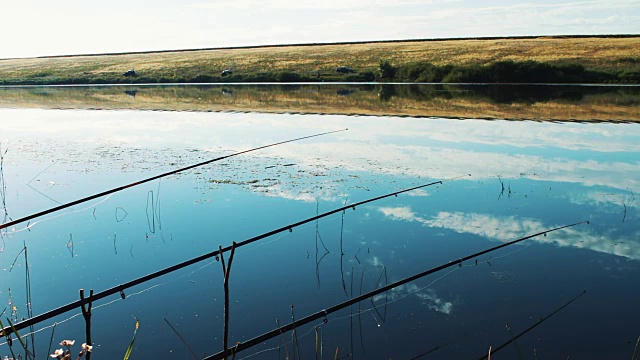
(0, 36, 639, 85)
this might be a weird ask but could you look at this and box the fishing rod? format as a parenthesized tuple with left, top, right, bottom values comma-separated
(409, 289, 587, 359)
(477, 289, 587, 360)
(0, 128, 348, 232)
(205, 220, 589, 360)
(0, 175, 467, 337)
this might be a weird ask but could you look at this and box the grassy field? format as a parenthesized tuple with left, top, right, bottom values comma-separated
(1, 84, 638, 122)
(0, 36, 639, 85)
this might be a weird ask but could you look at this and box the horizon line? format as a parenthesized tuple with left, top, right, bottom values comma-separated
(2, 33, 639, 61)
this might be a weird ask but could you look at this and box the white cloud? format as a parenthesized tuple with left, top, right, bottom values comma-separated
(378, 207, 640, 260)
(373, 283, 454, 314)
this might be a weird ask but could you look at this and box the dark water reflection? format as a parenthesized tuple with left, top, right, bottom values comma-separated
(1, 83, 639, 121)
(0, 87, 639, 359)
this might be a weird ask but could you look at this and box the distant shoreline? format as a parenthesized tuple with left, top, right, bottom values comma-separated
(1, 35, 638, 85)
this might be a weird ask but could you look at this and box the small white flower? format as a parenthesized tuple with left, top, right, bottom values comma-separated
(50, 348, 64, 358)
(60, 339, 75, 347)
(81, 343, 93, 352)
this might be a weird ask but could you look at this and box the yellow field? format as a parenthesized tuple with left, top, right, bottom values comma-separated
(0, 36, 638, 84)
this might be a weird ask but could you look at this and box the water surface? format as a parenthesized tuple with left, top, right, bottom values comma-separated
(0, 85, 639, 359)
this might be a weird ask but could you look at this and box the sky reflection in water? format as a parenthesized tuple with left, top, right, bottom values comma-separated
(0, 104, 638, 359)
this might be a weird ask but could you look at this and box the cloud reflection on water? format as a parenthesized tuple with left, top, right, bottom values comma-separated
(379, 206, 640, 261)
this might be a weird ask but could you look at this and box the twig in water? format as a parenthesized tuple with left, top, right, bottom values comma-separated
(276, 319, 290, 360)
(350, 267, 354, 359)
(339, 198, 348, 297)
(146, 190, 156, 233)
(47, 322, 57, 360)
(315, 199, 330, 254)
(115, 207, 128, 222)
(23, 242, 35, 358)
(632, 335, 640, 360)
(220, 242, 237, 359)
(370, 266, 388, 323)
(358, 268, 365, 353)
(164, 317, 198, 360)
(9, 246, 26, 272)
(0, 318, 19, 360)
(315, 326, 319, 360)
(155, 180, 163, 231)
(497, 176, 505, 200)
(505, 322, 524, 359)
(315, 199, 330, 288)
(80, 289, 93, 360)
(315, 249, 329, 288)
(5, 318, 35, 360)
(409, 343, 443, 359)
(67, 234, 74, 258)
(291, 305, 301, 360)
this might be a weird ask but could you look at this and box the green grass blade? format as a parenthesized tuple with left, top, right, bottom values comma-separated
(123, 316, 140, 360)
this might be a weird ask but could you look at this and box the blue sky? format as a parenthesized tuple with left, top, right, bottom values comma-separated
(1, 0, 639, 58)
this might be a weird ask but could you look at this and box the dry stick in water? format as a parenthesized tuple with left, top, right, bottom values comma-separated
(505, 323, 524, 359)
(24, 243, 35, 358)
(163, 317, 198, 360)
(0, 318, 19, 360)
(219, 242, 237, 359)
(358, 268, 365, 353)
(291, 305, 301, 360)
(276, 319, 290, 360)
(349, 267, 354, 359)
(47, 322, 58, 360)
(79, 289, 93, 360)
(0, 129, 348, 232)
(205, 220, 588, 360)
(339, 198, 349, 297)
(1, 177, 464, 338)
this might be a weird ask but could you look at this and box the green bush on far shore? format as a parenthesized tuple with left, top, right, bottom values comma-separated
(384, 60, 634, 83)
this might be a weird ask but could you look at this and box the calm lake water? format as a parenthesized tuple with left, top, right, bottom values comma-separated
(0, 84, 639, 359)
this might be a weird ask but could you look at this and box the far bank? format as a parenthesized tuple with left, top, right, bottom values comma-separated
(0, 35, 638, 85)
